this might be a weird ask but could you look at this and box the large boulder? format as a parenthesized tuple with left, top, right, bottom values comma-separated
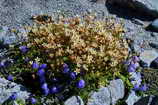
(107, 0, 158, 18)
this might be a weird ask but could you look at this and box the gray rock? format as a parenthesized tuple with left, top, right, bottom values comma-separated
(0, 0, 110, 44)
(107, 79, 125, 105)
(139, 50, 158, 67)
(150, 19, 158, 31)
(0, 26, 25, 44)
(126, 91, 141, 105)
(0, 78, 30, 104)
(0, 0, 109, 28)
(129, 41, 142, 53)
(64, 96, 84, 105)
(0, 26, 9, 42)
(108, 0, 158, 18)
(151, 32, 158, 37)
(87, 79, 124, 105)
(87, 87, 111, 105)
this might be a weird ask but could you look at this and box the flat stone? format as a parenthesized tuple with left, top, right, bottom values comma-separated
(87, 79, 125, 105)
(87, 87, 111, 105)
(126, 91, 141, 105)
(64, 96, 84, 105)
(107, 79, 125, 105)
(0, 78, 30, 104)
(140, 50, 158, 67)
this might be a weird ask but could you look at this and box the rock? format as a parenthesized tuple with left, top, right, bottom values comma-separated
(150, 19, 158, 32)
(151, 32, 158, 37)
(150, 96, 158, 105)
(108, 0, 158, 18)
(107, 79, 125, 105)
(129, 41, 142, 53)
(64, 96, 84, 105)
(150, 57, 158, 69)
(134, 96, 150, 105)
(87, 79, 124, 105)
(87, 87, 111, 105)
(0, 78, 30, 104)
(0, 26, 9, 42)
(0, 26, 19, 44)
(139, 50, 158, 67)
(126, 91, 141, 105)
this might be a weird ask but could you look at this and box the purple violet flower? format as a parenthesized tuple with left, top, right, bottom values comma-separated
(9, 92, 17, 100)
(133, 84, 140, 91)
(7, 75, 13, 81)
(41, 83, 48, 90)
(132, 56, 140, 63)
(127, 66, 135, 72)
(139, 84, 147, 91)
(0, 61, 5, 67)
(51, 86, 59, 94)
(19, 46, 28, 53)
(39, 64, 47, 69)
(39, 76, 46, 84)
(130, 62, 139, 69)
(37, 69, 45, 77)
(43, 88, 49, 96)
(30, 97, 37, 104)
(63, 68, 70, 74)
(41, 83, 49, 96)
(63, 63, 68, 68)
(76, 79, 85, 88)
(70, 72, 76, 80)
(32, 62, 39, 69)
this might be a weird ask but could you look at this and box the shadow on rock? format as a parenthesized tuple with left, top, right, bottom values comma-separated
(145, 25, 158, 33)
(106, 0, 156, 21)
(134, 96, 150, 105)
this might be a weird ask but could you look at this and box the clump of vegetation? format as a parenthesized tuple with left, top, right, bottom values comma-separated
(142, 68, 158, 95)
(0, 14, 129, 104)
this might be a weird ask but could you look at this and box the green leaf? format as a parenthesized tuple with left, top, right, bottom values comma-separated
(63, 56, 69, 61)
